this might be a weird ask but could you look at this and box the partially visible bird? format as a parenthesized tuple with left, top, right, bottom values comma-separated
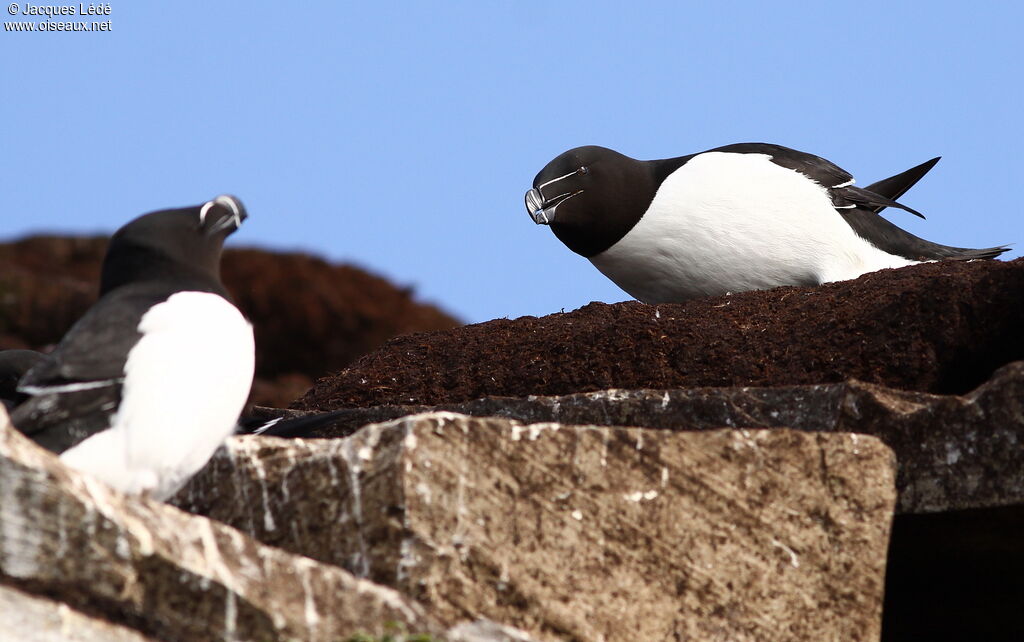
(525, 144, 1008, 303)
(238, 409, 355, 438)
(12, 195, 254, 500)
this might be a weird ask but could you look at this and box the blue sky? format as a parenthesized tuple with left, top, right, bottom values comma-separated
(2, 2, 1020, 323)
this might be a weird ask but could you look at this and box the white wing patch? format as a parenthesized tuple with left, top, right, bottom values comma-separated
(590, 152, 915, 303)
(60, 291, 255, 500)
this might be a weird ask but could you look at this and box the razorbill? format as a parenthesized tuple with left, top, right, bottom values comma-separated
(0, 349, 44, 411)
(238, 408, 352, 438)
(11, 195, 254, 500)
(525, 144, 1009, 303)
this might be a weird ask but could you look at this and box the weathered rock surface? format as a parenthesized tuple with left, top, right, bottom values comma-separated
(297, 259, 1024, 409)
(0, 236, 460, 406)
(260, 360, 1024, 515)
(0, 584, 159, 642)
(6, 239, 1019, 641)
(177, 412, 898, 642)
(0, 408, 441, 641)
(446, 619, 546, 642)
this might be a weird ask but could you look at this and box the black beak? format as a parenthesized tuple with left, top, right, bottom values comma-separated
(525, 188, 551, 224)
(200, 195, 248, 235)
(524, 188, 582, 225)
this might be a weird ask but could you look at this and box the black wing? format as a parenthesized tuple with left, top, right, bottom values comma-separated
(706, 144, 1008, 261)
(239, 409, 361, 438)
(709, 142, 854, 189)
(834, 207, 1009, 261)
(831, 185, 926, 219)
(12, 283, 173, 452)
(711, 143, 928, 218)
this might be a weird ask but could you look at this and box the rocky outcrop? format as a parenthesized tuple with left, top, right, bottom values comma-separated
(5, 244, 1022, 640)
(258, 360, 1024, 515)
(259, 353, 1024, 640)
(297, 259, 1024, 409)
(0, 584, 159, 642)
(0, 407, 443, 641)
(0, 236, 460, 406)
(177, 412, 898, 642)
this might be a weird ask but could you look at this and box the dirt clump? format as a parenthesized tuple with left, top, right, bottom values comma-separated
(297, 258, 1024, 410)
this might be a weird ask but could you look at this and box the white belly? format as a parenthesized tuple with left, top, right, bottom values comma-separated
(61, 291, 255, 500)
(589, 152, 915, 303)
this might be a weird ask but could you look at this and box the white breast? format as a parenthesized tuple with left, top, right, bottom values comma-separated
(60, 291, 255, 500)
(589, 152, 915, 303)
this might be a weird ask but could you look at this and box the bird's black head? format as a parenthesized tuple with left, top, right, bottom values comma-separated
(100, 195, 247, 295)
(525, 146, 657, 257)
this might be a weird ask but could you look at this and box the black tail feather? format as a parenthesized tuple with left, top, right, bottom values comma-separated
(862, 157, 941, 213)
(838, 206, 1010, 262)
(938, 245, 1012, 261)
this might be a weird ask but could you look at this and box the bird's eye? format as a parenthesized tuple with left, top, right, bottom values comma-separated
(577, 166, 588, 175)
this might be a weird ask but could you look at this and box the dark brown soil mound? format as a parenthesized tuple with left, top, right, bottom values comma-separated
(296, 258, 1024, 410)
(0, 236, 460, 407)
(0, 237, 104, 350)
(220, 248, 458, 381)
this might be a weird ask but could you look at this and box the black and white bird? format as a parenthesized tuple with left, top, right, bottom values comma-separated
(525, 144, 1008, 303)
(11, 195, 254, 500)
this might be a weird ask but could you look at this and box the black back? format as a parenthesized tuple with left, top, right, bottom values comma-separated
(707, 143, 929, 218)
(727, 144, 1007, 260)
